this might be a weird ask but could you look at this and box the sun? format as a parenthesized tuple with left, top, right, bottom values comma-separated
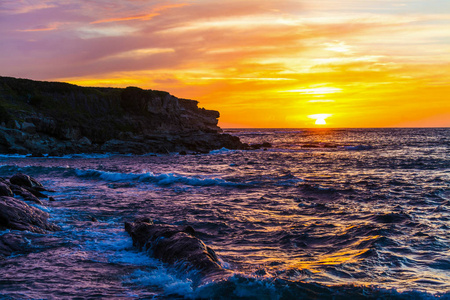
(308, 114, 332, 125)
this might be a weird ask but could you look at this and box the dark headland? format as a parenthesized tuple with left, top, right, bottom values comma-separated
(0, 76, 255, 155)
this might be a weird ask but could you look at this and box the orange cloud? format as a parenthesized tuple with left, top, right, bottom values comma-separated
(90, 3, 189, 24)
(90, 13, 159, 24)
(17, 22, 61, 32)
(2, 0, 449, 128)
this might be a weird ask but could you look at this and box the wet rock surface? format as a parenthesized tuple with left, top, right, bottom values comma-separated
(0, 196, 59, 233)
(0, 233, 26, 259)
(0, 173, 59, 258)
(125, 218, 230, 283)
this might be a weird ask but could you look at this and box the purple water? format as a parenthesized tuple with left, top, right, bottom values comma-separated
(0, 128, 449, 299)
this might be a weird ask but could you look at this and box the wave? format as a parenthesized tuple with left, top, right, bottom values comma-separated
(299, 183, 354, 194)
(0, 164, 245, 188)
(124, 271, 446, 299)
(0, 154, 32, 159)
(209, 147, 235, 155)
(74, 169, 244, 187)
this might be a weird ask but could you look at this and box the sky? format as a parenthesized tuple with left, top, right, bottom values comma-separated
(1, 0, 449, 128)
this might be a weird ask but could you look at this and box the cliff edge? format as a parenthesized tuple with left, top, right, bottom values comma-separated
(0, 76, 245, 155)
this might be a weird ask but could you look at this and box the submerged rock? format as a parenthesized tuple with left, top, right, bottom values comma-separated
(0, 196, 60, 233)
(0, 233, 26, 259)
(125, 219, 230, 283)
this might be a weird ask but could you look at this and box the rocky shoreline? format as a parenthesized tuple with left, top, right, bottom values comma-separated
(0, 172, 228, 285)
(0, 76, 265, 156)
(0, 173, 59, 259)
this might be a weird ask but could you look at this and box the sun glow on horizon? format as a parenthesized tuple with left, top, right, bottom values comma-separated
(1, 0, 450, 128)
(308, 114, 332, 125)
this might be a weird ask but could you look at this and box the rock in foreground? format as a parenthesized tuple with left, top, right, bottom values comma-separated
(125, 219, 230, 283)
(0, 196, 60, 233)
(0, 173, 58, 259)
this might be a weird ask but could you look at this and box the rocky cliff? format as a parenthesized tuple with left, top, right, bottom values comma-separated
(0, 76, 245, 155)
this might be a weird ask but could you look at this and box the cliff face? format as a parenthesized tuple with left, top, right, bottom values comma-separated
(0, 76, 244, 155)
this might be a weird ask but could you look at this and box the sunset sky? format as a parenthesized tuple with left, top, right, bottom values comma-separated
(1, 0, 449, 128)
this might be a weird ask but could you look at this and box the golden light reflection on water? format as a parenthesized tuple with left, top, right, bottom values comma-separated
(290, 248, 370, 271)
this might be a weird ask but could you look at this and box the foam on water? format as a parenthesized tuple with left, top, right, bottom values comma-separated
(125, 268, 195, 297)
(74, 168, 244, 187)
(209, 147, 234, 155)
(0, 154, 32, 159)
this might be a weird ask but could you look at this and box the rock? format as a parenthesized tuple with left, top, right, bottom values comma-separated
(0, 129, 15, 148)
(9, 129, 27, 143)
(0, 182, 13, 197)
(0, 76, 248, 155)
(21, 122, 36, 134)
(125, 219, 230, 282)
(0, 233, 26, 259)
(9, 145, 29, 154)
(0, 196, 60, 233)
(78, 136, 92, 146)
(249, 142, 272, 150)
(9, 173, 45, 191)
(9, 184, 43, 204)
(14, 120, 21, 130)
(31, 152, 45, 157)
(61, 127, 81, 141)
(23, 185, 48, 198)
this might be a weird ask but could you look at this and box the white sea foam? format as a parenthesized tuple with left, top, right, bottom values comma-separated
(125, 268, 195, 297)
(74, 169, 240, 187)
(0, 154, 31, 159)
(209, 147, 233, 155)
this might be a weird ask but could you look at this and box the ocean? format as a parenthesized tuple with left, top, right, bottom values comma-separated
(0, 128, 449, 299)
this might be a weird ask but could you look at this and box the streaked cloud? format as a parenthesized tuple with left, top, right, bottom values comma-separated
(0, 0, 449, 127)
(90, 3, 189, 24)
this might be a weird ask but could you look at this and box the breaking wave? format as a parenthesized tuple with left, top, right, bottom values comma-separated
(74, 169, 244, 187)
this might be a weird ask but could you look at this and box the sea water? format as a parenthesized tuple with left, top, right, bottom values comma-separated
(0, 128, 448, 299)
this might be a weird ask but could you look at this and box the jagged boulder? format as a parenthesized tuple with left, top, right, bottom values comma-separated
(1, 175, 47, 204)
(0, 196, 59, 233)
(125, 219, 230, 282)
(10, 173, 45, 191)
(9, 184, 43, 204)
